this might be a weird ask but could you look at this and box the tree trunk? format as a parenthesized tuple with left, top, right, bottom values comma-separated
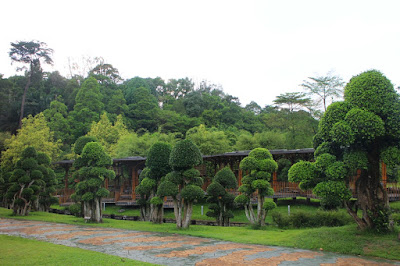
(244, 202, 256, 224)
(347, 150, 390, 231)
(18, 67, 32, 129)
(244, 204, 252, 223)
(173, 198, 182, 228)
(152, 204, 163, 224)
(83, 201, 92, 220)
(182, 201, 193, 228)
(256, 193, 266, 226)
(223, 204, 229, 227)
(218, 201, 223, 226)
(91, 198, 102, 223)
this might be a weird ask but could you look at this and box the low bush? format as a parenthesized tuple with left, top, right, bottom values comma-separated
(272, 210, 352, 228)
(68, 203, 82, 217)
(392, 213, 400, 226)
(271, 212, 290, 228)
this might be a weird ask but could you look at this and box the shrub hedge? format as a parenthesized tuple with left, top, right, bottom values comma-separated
(271, 210, 353, 228)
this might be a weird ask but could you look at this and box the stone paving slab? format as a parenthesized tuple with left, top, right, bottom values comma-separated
(0, 218, 399, 266)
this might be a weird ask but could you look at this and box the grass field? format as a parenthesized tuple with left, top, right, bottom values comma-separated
(95, 197, 336, 224)
(1, 204, 399, 261)
(0, 234, 156, 265)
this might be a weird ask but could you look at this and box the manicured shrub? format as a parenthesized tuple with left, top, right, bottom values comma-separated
(272, 210, 352, 228)
(271, 212, 290, 228)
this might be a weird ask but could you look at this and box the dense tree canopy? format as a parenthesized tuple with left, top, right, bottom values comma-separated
(290, 70, 400, 231)
(9, 41, 53, 128)
(157, 139, 204, 228)
(135, 142, 172, 223)
(206, 167, 237, 226)
(72, 141, 115, 223)
(235, 148, 277, 226)
(5, 146, 57, 216)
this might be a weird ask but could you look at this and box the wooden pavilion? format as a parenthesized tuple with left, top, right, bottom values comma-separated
(55, 148, 399, 206)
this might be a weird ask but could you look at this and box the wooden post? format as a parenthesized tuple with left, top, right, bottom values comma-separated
(272, 172, 277, 192)
(238, 169, 243, 187)
(132, 166, 137, 199)
(63, 167, 69, 204)
(381, 162, 387, 189)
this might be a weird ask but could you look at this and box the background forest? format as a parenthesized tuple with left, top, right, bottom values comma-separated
(0, 42, 332, 166)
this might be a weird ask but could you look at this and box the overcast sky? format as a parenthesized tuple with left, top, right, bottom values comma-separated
(1, 0, 399, 107)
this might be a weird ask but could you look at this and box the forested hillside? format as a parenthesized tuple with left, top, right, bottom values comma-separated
(0, 43, 323, 160)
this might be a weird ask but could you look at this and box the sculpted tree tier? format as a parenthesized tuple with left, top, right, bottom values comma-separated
(289, 70, 400, 231)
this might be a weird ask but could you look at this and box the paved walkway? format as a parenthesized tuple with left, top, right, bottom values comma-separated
(0, 218, 399, 265)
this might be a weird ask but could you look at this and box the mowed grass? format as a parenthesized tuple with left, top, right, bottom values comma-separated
(1, 205, 399, 261)
(0, 234, 157, 265)
(96, 198, 329, 224)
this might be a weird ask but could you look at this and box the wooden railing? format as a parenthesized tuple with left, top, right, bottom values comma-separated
(271, 181, 315, 199)
(56, 181, 400, 205)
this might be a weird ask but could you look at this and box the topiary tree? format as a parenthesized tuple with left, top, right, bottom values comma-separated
(263, 199, 277, 223)
(234, 148, 277, 226)
(206, 167, 238, 226)
(5, 147, 57, 216)
(135, 142, 172, 223)
(289, 70, 400, 231)
(36, 152, 59, 212)
(136, 168, 154, 221)
(72, 142, 115, 223)
(157, 139, 204, 228)
(74, 135, 98, 155)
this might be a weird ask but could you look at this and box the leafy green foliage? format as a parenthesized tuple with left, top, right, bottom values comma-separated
(1, 113, 61, 172)
(290, 70, 400, 230)
(146, 142, 172, 179)
(169, 139, 203, 169)
(272, 210, 352, 228)
(235, 148, 277, 225)
(206, 167, 238, 225)
(181, 185, 204, 201)
(87, 113, 128, 157)
(74, 136, 98, 155)
(288, 161, 317, 189)
(73, 141, 115, 222)
(6, 146, 56, 215)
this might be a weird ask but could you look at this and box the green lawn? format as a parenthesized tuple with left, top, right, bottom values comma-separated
(0, 234, 156, 265)
(94, 198, 330, 224)
(1, 206, 399, 261)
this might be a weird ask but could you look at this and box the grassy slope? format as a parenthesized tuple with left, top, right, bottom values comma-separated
(1, 207, 399, 261)
(0, 234, 156, 265)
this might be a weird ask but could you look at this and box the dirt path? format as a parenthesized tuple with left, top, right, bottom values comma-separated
(0, 218, 398, 265)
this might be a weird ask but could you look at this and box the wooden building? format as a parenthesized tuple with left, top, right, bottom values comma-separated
(55, 148, 399, 206)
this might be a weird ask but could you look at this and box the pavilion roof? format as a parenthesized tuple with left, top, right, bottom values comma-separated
(54, 148, 314, 166)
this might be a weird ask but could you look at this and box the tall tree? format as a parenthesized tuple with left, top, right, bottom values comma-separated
(9, 41, 53, 128)
(157, 139, 204, 228)
(87, 113, 128, 157)
(206, 167, 237, 226)
(135, 142, 172, 223)
(5, 147, 56, 216)
(301, 73, 345, 111)
(186, 125, 232, 155)
(72, 142, 115, 223)
(234, 148, 277, 226)
(1, 113, 61, 172)
(273, 93, 315, 148)
(126, 87, 160, 131)
(290, 70, 400, 232)
(273, 92, 311, 112)
(89, 63, 122, 84)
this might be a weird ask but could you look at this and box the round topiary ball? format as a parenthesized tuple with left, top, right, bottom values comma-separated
(169, 139, 202, 169)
